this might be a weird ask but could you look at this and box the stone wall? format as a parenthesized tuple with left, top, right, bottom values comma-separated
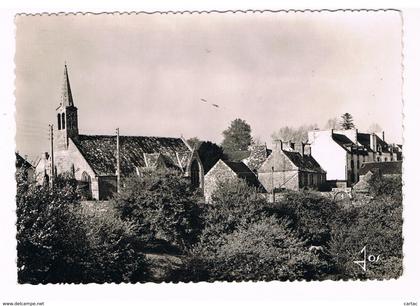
(204, 160, 237, 203)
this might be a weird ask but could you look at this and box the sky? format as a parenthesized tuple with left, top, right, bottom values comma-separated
(15, 11, 403, 161)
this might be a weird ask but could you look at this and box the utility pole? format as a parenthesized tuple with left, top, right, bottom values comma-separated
(116, 128, 120, 193)
(49, 124, 55, 187)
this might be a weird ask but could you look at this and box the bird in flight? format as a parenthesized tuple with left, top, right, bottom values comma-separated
(200, 98, 207, 103)
(212, 103, 219, 108)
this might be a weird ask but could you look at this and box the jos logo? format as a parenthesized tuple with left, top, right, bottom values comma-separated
(353, 245, 380, 272)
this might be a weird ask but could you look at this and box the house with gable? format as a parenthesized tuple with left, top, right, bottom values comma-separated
(308, 128, 400, 187)
(35, 65, 204, 200)
(257, 141, 326, 192)
(204, 159, 265, 203)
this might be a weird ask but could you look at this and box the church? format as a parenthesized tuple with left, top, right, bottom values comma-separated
(35, 65, 204, 200)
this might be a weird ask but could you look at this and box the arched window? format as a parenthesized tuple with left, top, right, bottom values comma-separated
(190, 159, 200, 189)
(57, 114, 61, 130)
(61, 113, 66, 130)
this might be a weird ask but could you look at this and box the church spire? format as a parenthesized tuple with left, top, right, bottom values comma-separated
(61, 63, 74, 107)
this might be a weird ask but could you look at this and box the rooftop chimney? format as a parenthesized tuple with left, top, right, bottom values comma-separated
(382, 131, 385, 141)
(301, 142, 305, 156)
(43, 152, 49, 160)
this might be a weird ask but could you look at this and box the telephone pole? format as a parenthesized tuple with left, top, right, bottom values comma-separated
(49, 124, 55, 187)
(116, 128, 121, 193)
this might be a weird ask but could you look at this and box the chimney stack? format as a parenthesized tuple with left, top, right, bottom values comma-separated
(382, 131, 385, 141)
(43, 152, 49, 160)
(301, 142, 305, 156)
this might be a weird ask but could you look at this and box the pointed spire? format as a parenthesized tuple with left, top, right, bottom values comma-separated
(61, 63, 74, 107)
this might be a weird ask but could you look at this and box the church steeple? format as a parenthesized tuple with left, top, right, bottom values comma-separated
(55, 63, 79, 150)
(61, 63, 74, 107)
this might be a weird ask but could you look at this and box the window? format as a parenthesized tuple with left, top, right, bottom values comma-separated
(350, 160, 354, 170)
(384, 157, 388, 162)
(377, 157, 380, 162)
(57, 114, 61, 130)
(61, 113, 66, 129)
(190, 159, 200, 189)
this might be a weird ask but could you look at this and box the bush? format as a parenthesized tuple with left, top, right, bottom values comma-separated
(16, 171, 149, 283)
(327, 174, 403, 279)
(112, 170, 202, 253)
(174, 216, 327, 282)
(271, 191, 340, 246)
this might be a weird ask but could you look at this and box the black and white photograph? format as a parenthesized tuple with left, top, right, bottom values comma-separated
(3, 3, 420, 305)
(13, 10, 404, 284)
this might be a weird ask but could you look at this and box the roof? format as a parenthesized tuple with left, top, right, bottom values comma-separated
(223, 160, 266, 191)
(359, 161, 402, 176)
(242, 145, 272, 172)
(16, 153, 34, 169)
(73, 134, 191, 176)
(282, 150, 325, 173)
(60, 64, 74, 107)
(356, 133, 374, 152)
(333, 133, 368, 155)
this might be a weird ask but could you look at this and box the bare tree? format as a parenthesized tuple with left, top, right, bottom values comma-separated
(271, 124, 318, 143)
(324, 117, 340, 129)
(368, 123, 383, 134)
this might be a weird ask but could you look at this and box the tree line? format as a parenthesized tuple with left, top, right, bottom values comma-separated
(17, 166, 402, 283)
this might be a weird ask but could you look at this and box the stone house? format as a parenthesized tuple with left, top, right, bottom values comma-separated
(242, 144, 272, 173)
(35, 65, 204, 200)
(204, 159, 265, 203)
(353, 160, 402, 193)
(16, 152, 35, 182)
(307, 129, 400, 187)
(257, 142, 326, 192)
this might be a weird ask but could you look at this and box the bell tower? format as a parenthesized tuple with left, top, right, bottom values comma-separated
(55, 64, 79, 151)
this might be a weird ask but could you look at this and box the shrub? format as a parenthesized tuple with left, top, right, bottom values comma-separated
(112, 170, 202, 253)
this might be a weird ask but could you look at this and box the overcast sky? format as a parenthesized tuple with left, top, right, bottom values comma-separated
(15, 11, 403, 161)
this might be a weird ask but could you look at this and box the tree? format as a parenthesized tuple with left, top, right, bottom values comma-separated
(325, 117, 340, 129)
(221, 118, 252, 152)
(16, 171, 149, 283)
(368, 123, 383, 134)
(340, 113, 355, 130)
(187, 137, 201, 150)
(327, 173, 403, 280)
(196, 141, 225, 174)
(112, 170, 202, 252)
(173, 215, 327, 282)
(271, 124, 318, 143)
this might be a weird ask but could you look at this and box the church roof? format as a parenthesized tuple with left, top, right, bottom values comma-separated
(73, 134, 191, 176)
(60, 64, 74, 108)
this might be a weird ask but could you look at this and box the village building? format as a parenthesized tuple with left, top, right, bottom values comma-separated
(353, 160, 402, 193)
(16, 152, 35, 182)
(257, 141, 326, 192)
(242, 144, 272, 174)
(204, 159, 265, 203)
(307, 129, 400, 187)
(35, 65, 204, 200)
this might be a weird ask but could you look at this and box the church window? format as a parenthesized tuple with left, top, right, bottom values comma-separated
(57, 114, 61, 130)
(190, 159, 200, 189)
(61, 113, 66, 129)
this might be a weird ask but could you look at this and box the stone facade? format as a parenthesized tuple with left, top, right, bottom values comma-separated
(257, 145, 326, 192)
(204, 159, 264, 203)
